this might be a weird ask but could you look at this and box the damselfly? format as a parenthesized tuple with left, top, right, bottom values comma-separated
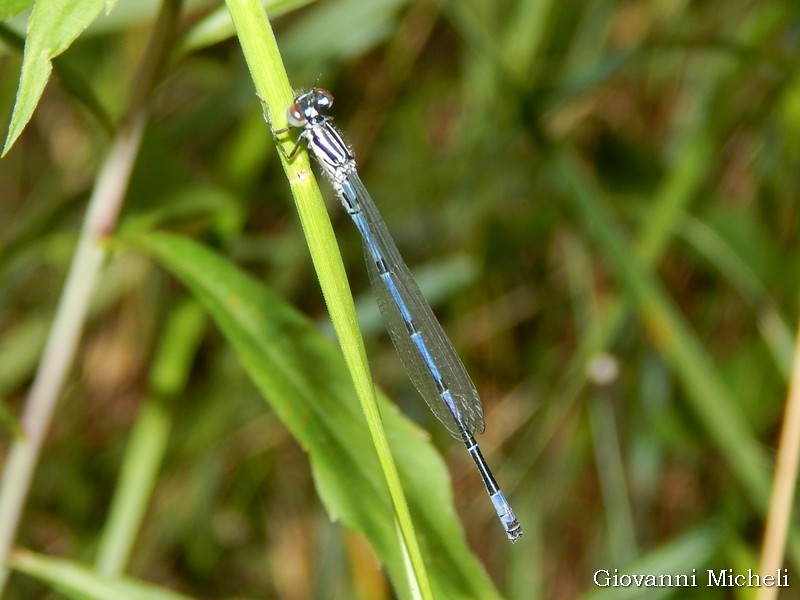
(271, 88, 522, 543)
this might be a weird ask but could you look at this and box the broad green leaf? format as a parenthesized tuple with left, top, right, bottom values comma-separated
(122, 231, 502, 600)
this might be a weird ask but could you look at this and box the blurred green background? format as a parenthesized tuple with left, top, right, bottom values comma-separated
(1, 0, 799, 598)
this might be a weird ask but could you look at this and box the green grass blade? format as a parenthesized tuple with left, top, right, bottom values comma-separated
(9, 548, 194, 600)
(94, 300, 207, 576)
(553, 148, 771, 510)
(583, 525, 720, 600)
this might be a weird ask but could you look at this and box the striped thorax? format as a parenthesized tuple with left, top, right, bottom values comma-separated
(287, 88, 355, 190)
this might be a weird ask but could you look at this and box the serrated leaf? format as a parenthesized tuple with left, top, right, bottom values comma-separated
(3, 0, 115, 154)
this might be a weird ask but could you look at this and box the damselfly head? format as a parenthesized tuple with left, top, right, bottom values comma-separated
(287, 88, 334, 128)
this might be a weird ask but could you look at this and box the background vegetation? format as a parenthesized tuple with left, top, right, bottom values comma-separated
(0, 0, 798, 598)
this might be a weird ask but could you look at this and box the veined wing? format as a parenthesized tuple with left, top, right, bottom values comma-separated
(342, 171, 485, 438)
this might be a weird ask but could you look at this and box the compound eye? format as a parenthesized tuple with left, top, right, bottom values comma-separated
(286, 103, 306, 127)
(313, 88, 334, 110)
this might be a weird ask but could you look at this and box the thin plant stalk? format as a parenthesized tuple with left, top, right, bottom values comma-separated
(225, 1, 432, 597)
(757, 320, 800, 600)
(0, 0, 182, 591)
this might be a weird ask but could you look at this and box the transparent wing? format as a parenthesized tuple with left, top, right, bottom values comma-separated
(343, 172, 484, 438)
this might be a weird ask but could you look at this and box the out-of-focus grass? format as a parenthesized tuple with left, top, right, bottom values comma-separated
(0, 0, 798, 598)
